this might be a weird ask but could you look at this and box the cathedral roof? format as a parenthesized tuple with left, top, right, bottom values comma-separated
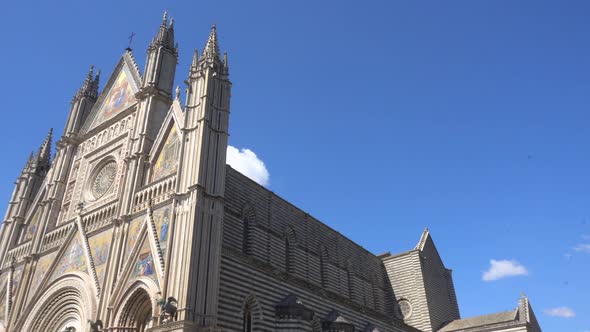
(438, 310, 517, 331)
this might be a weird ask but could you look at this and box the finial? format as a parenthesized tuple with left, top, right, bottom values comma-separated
(169, 18, 174, 28)
(223, 51, 228, 68)
(175, 86, 181, 100)
(162, 11, 168, 24)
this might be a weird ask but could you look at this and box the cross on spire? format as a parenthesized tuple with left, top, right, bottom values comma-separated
(127, 32, 136, 51)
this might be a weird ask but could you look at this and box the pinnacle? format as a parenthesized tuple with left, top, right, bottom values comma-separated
(33, 128, 53, 171)
(191, 48, 199, 68)
(154, 11, 175, 50)
(85, 65, 94, 84)
(21, 151, 34, 174)
(201, 24, 221, 62)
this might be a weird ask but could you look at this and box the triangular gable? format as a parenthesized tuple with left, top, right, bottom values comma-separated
(88, 229, 114, 288)
(416, 228, 446, 268)
(82, 52, 141, 133)
(127, 237, 159, 287)
(50, 234, 88, 282)
(111, 214, 166, 301)
(151, 124, 180, 182)
(149, 103, 183, 183)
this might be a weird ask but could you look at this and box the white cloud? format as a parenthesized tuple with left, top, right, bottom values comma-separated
(573, 244, 590, 253)
(482, 259, 528, 281)
(544, 307, 575, 318)
(226, 145, 270, 187)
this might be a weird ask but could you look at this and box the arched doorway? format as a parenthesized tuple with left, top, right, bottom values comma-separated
(16, 274, 96, 332)
(116, 288, 154, 332)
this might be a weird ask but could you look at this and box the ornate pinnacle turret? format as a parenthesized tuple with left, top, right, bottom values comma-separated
(83, 65, 94, 88)
(201, 24, 221, 63)
(20, 152, 34, 175)
(91, 69, 100, 97)
(152, 11, 176, 51)
(73, 65, 99, 101)
(37, 128, 53, 165)
(191, 48, 199, 70)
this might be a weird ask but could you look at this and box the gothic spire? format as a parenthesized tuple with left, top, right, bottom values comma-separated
(20, 152, 34, 175)
(37, 128, 53, 165)
(83, 65, 94, 89)
(201, 24, 221, 63)
(73, 65, 99, 101)
(152, 11, 175, 51)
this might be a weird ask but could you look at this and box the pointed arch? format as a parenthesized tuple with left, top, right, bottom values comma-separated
(311, 316, 322, 332)
(284, 226, 297, 274)
(319, 246, 330, 288)
(112, 280, 159, 332)
(241, 204, 256, 255)
(240, 293, 263, 332)
(16, 274, 97, 332)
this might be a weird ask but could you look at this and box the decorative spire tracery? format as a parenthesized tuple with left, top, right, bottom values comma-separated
(151, 11, 176, 51)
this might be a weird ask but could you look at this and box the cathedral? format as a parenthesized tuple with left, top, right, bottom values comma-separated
(0, 13, 542, 332)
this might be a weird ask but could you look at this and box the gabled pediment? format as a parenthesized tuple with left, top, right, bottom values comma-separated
(111, 210, 168, 304)
(49, 231, 88, 282)
(81, 51, 142, 134)
(148, 102, 183, 183)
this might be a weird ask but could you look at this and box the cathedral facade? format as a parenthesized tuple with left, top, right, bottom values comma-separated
(0, 14, 542, 332)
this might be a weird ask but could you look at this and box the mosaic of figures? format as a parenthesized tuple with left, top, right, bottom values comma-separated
(128, 239, 158, 286)
(11, 265, 23, 304)
(50, 235, 87, 282)
(153, 205, 171, 258)
(27, 251, 58, 303)
(88, 229, 113, 287)
(88, 66, 137, 131)
(152, 125, 180, 182)
(22, 208, 42, 243)
(126, 215, 145, 258)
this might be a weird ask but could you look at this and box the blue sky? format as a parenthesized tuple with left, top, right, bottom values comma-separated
(1, 1, 589, 331)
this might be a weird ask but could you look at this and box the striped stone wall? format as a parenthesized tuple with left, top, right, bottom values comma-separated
(217, 248, 418, 332)
(223, 166, 392, 314)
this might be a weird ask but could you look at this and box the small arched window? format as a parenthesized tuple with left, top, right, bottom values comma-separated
(284, 227, 297, 274)
(243, 304, 252, 332)
(242, 206, 256, 255)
